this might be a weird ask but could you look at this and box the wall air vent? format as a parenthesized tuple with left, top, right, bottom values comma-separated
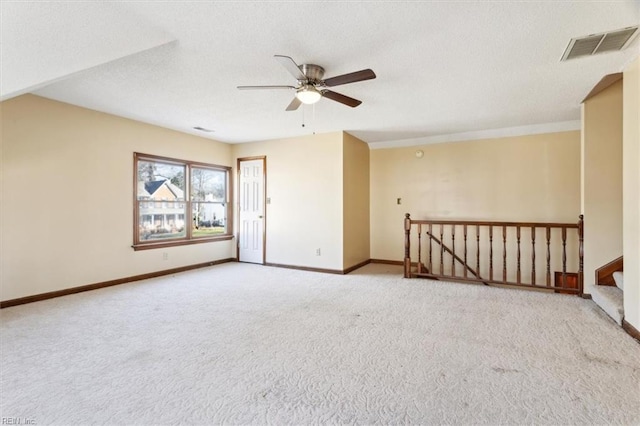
(561, 26, 639, 61)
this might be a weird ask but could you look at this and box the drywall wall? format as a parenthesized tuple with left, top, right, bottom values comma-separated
(370, 131, 581, 262)
(232, 132, 344, 270)
(623, 58, 640, 330)
(1, 95, 234, 301)
(343, 132, 370, 269)
(581, 80, 623, 295)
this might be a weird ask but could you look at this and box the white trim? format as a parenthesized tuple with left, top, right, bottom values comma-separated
(368, 120, 582, 150)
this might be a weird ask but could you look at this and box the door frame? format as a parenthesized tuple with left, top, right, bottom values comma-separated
(236, 156, 267, 264)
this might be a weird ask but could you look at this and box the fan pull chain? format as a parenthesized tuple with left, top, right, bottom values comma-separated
(300, 104, 316, 135)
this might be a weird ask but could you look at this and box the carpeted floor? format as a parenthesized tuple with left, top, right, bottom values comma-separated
(1, 262, 639, 425)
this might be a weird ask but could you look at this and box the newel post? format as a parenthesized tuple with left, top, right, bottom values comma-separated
(578, 214, 584, 296)
(404, 213, 412, 278)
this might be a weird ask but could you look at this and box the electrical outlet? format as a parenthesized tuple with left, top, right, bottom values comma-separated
(162, 252, 168, 261)
(316, 248, 321, 256)
(397, 198, 402, 205)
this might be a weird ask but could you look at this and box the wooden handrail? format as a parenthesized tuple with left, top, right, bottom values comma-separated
(595, 256, 623, 286)
(408, 219, 578, 228)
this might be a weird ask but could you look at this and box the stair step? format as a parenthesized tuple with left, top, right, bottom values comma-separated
(591, 285, 624, 325)
(613, 271, 624, 290)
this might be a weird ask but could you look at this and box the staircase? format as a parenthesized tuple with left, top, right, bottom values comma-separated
(592, 257, 624, 325)
(592, 273, 624, 324)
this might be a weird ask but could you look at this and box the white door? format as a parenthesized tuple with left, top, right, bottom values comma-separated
(238, 158, 265, 264)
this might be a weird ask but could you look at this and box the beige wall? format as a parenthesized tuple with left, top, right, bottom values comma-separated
(343, 132, 370, 269)
(623, 58, 640, 329)
(370, 131, 581, 261)
(581, 80, 623, 294)
(1, 95, 234, 301)
(232, 133, 344, 270)
(0, 94, 610, 304)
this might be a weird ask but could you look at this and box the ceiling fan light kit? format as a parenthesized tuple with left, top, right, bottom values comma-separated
(238, 55, 376, 110)
(296, 84, 322, 104)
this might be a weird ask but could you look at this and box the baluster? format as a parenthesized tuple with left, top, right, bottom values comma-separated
(463, 225, 468, 278)
(531, 226, 536, 286)
(502, 226, 507, 283)
(417, 224, 422, 273)
(517, 226, 521, 284)
(440, 224, 444, 275)
(546, 227, 551, 287)
(451, 225, 456, 277)
(476, 225, 481, 279)
(578, 215, 584, 295)
(404, 213, 411, 278)
(428, 223, 433, 274)
(489, 226, 493, 281)
(562, 227, 568, 286)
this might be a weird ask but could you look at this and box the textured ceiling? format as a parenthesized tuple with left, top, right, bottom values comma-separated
(2, 1, 639, 145)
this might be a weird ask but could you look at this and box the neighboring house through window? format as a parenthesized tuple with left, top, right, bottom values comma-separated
(133, 153, 232, 250)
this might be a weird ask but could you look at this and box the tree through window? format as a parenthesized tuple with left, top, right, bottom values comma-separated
(134, 153, 232, 250)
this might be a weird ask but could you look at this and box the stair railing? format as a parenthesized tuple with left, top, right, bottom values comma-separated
(404, 214, 584, 296)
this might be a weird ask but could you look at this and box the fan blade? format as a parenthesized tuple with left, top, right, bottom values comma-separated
(237, 85, 295, 90)
(285, 97, 302, 111)
(323, 69, 376, 87)
(322, 90, 362, 108)
(274, 55, 306, 81)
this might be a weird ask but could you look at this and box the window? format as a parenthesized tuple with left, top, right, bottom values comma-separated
(133, 153, 232, 250)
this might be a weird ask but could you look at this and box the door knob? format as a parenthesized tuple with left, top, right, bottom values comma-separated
(259, 215, 264, 219)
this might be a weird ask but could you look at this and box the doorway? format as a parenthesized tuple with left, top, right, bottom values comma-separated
(237, 157, 266, 264)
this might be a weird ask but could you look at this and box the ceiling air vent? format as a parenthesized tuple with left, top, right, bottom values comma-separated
(561, 26, 639, 61)
(193, 126, 214, 133)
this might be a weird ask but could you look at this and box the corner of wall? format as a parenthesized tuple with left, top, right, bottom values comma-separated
(342, 132, 371, 269)
(622, 57, 640, 329)
(581, 79, 624, 294)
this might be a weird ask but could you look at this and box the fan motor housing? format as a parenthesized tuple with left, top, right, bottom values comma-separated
(299, 64, 325, 83)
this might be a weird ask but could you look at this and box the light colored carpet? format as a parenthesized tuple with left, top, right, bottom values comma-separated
(591, 285, 625, 326)
(1, 262, 639, 425)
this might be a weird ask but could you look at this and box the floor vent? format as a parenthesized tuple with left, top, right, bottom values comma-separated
(561, 26, 638, 61)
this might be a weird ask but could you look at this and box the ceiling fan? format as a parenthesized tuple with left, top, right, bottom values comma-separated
(237, 55, 376, 111)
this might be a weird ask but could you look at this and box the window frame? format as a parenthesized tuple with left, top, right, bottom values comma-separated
(133, 153, 233, 251)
